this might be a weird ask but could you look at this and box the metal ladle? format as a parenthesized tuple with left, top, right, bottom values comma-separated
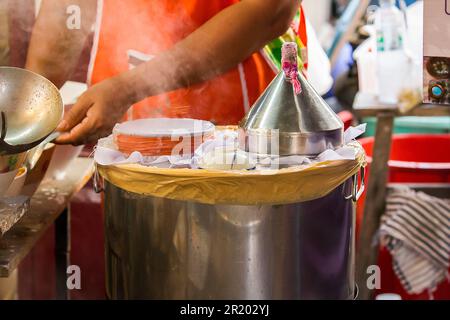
(0, 67, 63, 155)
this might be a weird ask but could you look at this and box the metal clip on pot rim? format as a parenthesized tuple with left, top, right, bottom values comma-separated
(93, 165, 104, 193)
(345, 167, 365, 202)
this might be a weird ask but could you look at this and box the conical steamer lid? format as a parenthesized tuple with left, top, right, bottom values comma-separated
(238, 42, 343, 156)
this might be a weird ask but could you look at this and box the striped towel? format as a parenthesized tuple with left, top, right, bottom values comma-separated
(379, 187, 450, 297)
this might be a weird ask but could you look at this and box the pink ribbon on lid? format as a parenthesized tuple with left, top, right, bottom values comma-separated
(281, 42, 302, 95)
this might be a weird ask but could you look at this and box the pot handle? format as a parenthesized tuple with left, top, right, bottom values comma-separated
(345, 167, 365, 202)
(93, 165, 104, 193)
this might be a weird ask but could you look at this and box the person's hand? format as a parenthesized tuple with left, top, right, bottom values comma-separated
(55, 76, 132, 145)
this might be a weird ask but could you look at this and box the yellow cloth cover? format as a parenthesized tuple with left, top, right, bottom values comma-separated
(98, 142, 366, 206)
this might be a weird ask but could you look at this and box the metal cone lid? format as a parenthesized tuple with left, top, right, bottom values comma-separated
(239, 43, 343, 156)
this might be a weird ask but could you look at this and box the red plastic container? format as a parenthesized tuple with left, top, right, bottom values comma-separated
(360, 134, 450, 183)
(357, 134, 450, 300)
(338, 111, 354, 130)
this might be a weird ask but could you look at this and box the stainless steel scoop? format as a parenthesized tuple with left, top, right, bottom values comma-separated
(0, 67, 63, 155)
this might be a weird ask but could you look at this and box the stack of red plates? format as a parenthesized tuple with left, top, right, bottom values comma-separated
(113, 118, 215, 157)
(167, 105, 191, 119)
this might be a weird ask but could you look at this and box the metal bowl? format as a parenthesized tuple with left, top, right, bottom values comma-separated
(0, 67, 63, 154)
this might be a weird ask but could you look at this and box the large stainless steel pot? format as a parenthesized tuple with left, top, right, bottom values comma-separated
(104, 178, 356, 300)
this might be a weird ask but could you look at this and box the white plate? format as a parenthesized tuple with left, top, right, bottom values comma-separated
(44, 145, 83, 181)
(0, 169, 19, 197)
(59, 81, 88, 106)
(113, 118, 215, 138)
(5, 167, 27, 197)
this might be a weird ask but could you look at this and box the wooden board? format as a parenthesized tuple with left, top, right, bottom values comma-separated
(0, 157, 94, 277)
(353, 92, 450, 117)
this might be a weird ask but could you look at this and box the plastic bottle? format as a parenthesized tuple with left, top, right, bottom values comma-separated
(375, 0, 409, 104)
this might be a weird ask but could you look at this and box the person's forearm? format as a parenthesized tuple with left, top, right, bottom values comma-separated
(25, 0, 96, 88)
(119, 0, 299, 105)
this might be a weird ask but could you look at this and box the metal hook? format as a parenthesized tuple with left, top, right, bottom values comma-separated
(345, 167, 366, 202)
(93, 165, 104, 193)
